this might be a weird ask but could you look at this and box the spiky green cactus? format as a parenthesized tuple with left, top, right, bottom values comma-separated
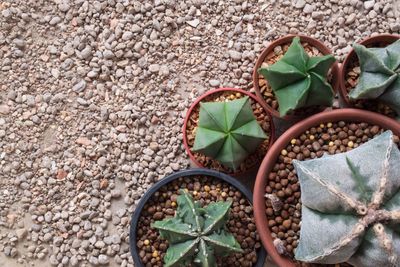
(152, 189, 243, 267)
(192, 96, 267, 170)
(293, 131, 400, 266)
(258, 37, 336, 116)
(348, 39, 400, 115)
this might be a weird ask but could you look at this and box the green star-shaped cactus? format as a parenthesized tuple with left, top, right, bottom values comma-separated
(293, 131, 400, 266)
(192, 96, 267, 170)
(258, 37, 336, 116)
(349, 39, 400, 116)
(152, 189, 243, 267)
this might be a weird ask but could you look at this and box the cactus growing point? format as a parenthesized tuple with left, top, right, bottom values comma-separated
(258, 37, 336, 116)
(192, 96, 267, 170)
(348, 39, 400, 115)
(293, 131, 400, 266)
(152, 189, 243, 267)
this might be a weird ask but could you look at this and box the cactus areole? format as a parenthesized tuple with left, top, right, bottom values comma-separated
(258, 37, 336, 116)
(192, 96, 267, 170)
(348, 40, 400, 115)
(152, 189, 243, 267)
(293, 131, 400, 266)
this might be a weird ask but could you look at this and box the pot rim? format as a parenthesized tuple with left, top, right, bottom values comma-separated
(129, 168, 267, 267)
(253, 108, 400, 267)
(338, 33, 400, 106)
(252, 34, 340, 120)
(182, 87, 275, 175)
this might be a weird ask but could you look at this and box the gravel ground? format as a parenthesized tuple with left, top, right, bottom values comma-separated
(0, 0, 399, 267)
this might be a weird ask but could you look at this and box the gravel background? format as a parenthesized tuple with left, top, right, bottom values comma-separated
(0, 0, 399, 266)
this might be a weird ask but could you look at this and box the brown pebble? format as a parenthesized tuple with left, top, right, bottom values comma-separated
(302, 148, 311, 157)
(278, 232, 285, 239)
(147, 207, 155, 214)
(370, 125, 380, 135)
(321, 133, 330, 141)
(312, 141, 321, 151)
(266, 207, 274, 216)
(284, 188, 293, 196)
(282, 219, 292, 229)
(349, 123, 358, 131)
(248, 223, 256, 231)
(281, 210, 289, 219)
(338, 131, 347, 140)
(165, 209, 174, 216)
(277, 191, 285, 198)
(275, 183, 282, 190)
(153, 212, 163, 220)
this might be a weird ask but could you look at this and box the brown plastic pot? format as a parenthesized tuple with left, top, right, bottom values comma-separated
(253, 108, 400, 267)
(182, 88, 275, 175)
(339, 34, 400, 106)
(253, 34, 340, 121)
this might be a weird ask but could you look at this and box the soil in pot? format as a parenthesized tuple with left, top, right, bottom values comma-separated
(136, 175, 262, 267)
(258, 41, 334, 117)
(263, 121, 400, 266)
(185, 90, 272, 174)
(344, 43, 397, 118)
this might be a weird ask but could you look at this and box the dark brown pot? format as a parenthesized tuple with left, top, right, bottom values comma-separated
(253, 34, 340, 121)
(182, 88, 275, 176)
(339, 34, 400, 106)
(253, 109, 400, 267)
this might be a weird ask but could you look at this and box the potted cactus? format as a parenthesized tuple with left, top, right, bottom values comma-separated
(252, 109, 400, 267)
(152, 189, 243, 266)
(258, 37, 336, 117)
(339, 34, 400, 119)
(253, 35, 340, 120)
(130, 169, 267, 267)
(192, 96, 267, 170)
(183, 88, 274, 175)
(293, 130, 400, 266)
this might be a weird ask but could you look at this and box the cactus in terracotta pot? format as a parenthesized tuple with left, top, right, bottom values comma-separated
(152, 189, 243, 267)
(348, 40, 400, 115)
(192, 96, 267, 170)
(258, 37, 336, 116)
(293, 130, 400, 267)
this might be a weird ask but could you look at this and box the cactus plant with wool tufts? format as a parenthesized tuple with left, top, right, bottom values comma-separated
(293, 130, 400, 267)
(348, 39, 400, 116)
(258, 37, 336, 116)
(152, 189, 243, 267)
(192, 96, 267, 170)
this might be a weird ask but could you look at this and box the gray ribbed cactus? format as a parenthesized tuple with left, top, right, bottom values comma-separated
(349, 40, 400, 115)
(293, 131, 400, 266)
(152, 189, 243, 267)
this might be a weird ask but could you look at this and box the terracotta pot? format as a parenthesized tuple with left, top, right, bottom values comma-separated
(182, 88, 275, 175)
(253, 34, 340, 121)
(339, 34, 400, 106)
(130, 169, 267, 267)
(253, 109, 400, 267)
